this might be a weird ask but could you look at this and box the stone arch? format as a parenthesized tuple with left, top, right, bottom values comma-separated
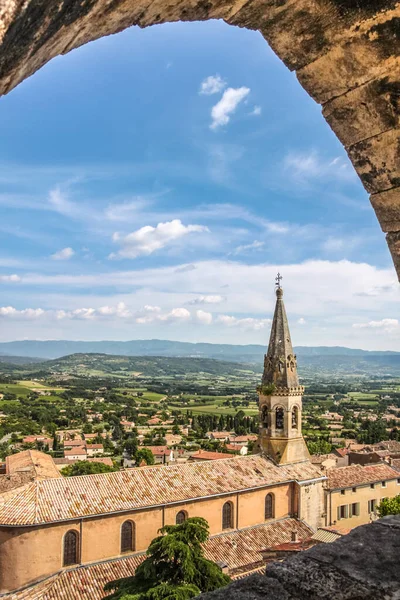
(1, 2, 400, 276)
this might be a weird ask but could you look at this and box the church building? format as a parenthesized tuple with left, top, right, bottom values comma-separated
(1, 281, 394, 599)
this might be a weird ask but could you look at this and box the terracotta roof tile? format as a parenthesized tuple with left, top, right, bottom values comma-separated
(6, 451, 61, 480)
(3, 518, 312, 599)
(189, 450, 234, 460)
(0, 455, 323, 526)
(327, 464, 400, 490)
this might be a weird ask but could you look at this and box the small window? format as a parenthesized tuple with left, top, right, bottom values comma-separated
(121, 520, 135, 553)
(349, 503, 360, 517)
(222, 502, 234, 530)
(341, 490, 346, 495)
(63, 530, 79, 566)
(397, 478, 400, 485)
(352, 487, 357, 493)
(370, 483, 375, 489)
(265, 493, 275, 520)
(176, 510, 187, 525)
(337, 505, 348, 520)
(381, 481, 387, 488)
(368, 499, 377, 513)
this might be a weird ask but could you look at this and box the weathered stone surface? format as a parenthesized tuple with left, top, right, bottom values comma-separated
(348, 127, 400, 193)
(387, 230, 400, 272)
(1, 0, 400, 279)
(323, 67, 400, 148)
(200, 516, 400, 599)
(371, 188, 400, 231)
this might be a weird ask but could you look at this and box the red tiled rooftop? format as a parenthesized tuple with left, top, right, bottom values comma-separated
(0, 454, 324, 526)
(327, 464, 400, 490)
(189, 450, 234, 461)
(2, 518, 312, 599)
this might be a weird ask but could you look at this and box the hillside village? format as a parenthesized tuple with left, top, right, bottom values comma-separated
(0, 286, 399, 599)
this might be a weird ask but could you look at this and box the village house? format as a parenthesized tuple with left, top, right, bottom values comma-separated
(325, 463, 400, 531)
(86, 444, 104, 457)
(64, 447, 87, 461)
(22, 435, 53, 449)
(0, 284, 398, 599)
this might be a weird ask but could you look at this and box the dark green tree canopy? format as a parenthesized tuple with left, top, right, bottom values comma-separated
(61, 460, 116, 477)
(104, 517, 230, 600)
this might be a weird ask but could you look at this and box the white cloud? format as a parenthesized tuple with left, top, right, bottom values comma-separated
(0, 306, 45, 319)
(48, 188, 78, 217)
(283, 151, 356, 182)
(136, 307, 191, 325)
(233, 240, 265, 255)
(216, 314, 272, 330)
(210, 87, 250, 129)
(196, 310, 213, 325)
(352, 319, 399, 333)
(51, 247, 75, 261)
(200, 75, 227, 95)
(111, 219, 209, 259)
(3, 259, 398, 349)
(297, 318, 306, 325)
(188, 295, 224, 305)
(0, 274, 20, 282)
(250, 105, 262, 116)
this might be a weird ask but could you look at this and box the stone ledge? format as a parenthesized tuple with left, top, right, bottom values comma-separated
(200, 516, 400, 599)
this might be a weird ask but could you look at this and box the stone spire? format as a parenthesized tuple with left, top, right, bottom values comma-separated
(262, 286, 299, 389)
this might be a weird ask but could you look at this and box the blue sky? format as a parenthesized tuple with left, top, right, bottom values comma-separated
(0, 20, 398, 349)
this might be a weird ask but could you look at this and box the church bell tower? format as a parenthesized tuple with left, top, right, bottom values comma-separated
(257, 275, 310, 465)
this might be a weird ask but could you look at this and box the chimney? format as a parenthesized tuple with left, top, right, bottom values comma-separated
(291, 530, 298, 542)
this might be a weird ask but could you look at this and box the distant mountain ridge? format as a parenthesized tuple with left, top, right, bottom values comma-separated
(0, 340, 397, 362)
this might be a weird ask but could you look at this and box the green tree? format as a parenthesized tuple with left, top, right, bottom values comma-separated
(61, 460, 116, 477)
(135, 448, 155, 466)
(104, 517, 230, 600)
(377, 495, 400, 517)
(124, 436, 138, 457)
(307, 439, 332, 455)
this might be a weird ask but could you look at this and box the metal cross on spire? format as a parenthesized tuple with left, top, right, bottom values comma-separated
(275, 272, 283, 289)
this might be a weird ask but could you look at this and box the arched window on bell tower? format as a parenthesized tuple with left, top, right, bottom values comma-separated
(261, 405, 268, 427)
(292, 406, 299, 430)
(275, 407, 284, 430)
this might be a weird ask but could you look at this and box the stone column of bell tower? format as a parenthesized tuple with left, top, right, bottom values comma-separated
(257, 282, 310, 465)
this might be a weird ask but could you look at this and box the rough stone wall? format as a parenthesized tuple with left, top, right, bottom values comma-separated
(200, 515, 400, 599)
(1, 1, 400, 276)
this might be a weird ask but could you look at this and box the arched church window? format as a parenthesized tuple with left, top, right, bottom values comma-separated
(261, 405, 268, 426)
(121, 520, 135, 553)
(292, 406, 299, 429)
(222, 501, 233, 530)
(176, 510, 187, 525)
(63, 530, 79, 566)
(265, 493, 275, 520)
(275, 407, 284, 429)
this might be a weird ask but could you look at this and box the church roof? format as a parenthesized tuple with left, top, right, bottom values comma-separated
(262, 287, 299, 389)
(0, 455, 324, 526)
(2, 518, 313, 599)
